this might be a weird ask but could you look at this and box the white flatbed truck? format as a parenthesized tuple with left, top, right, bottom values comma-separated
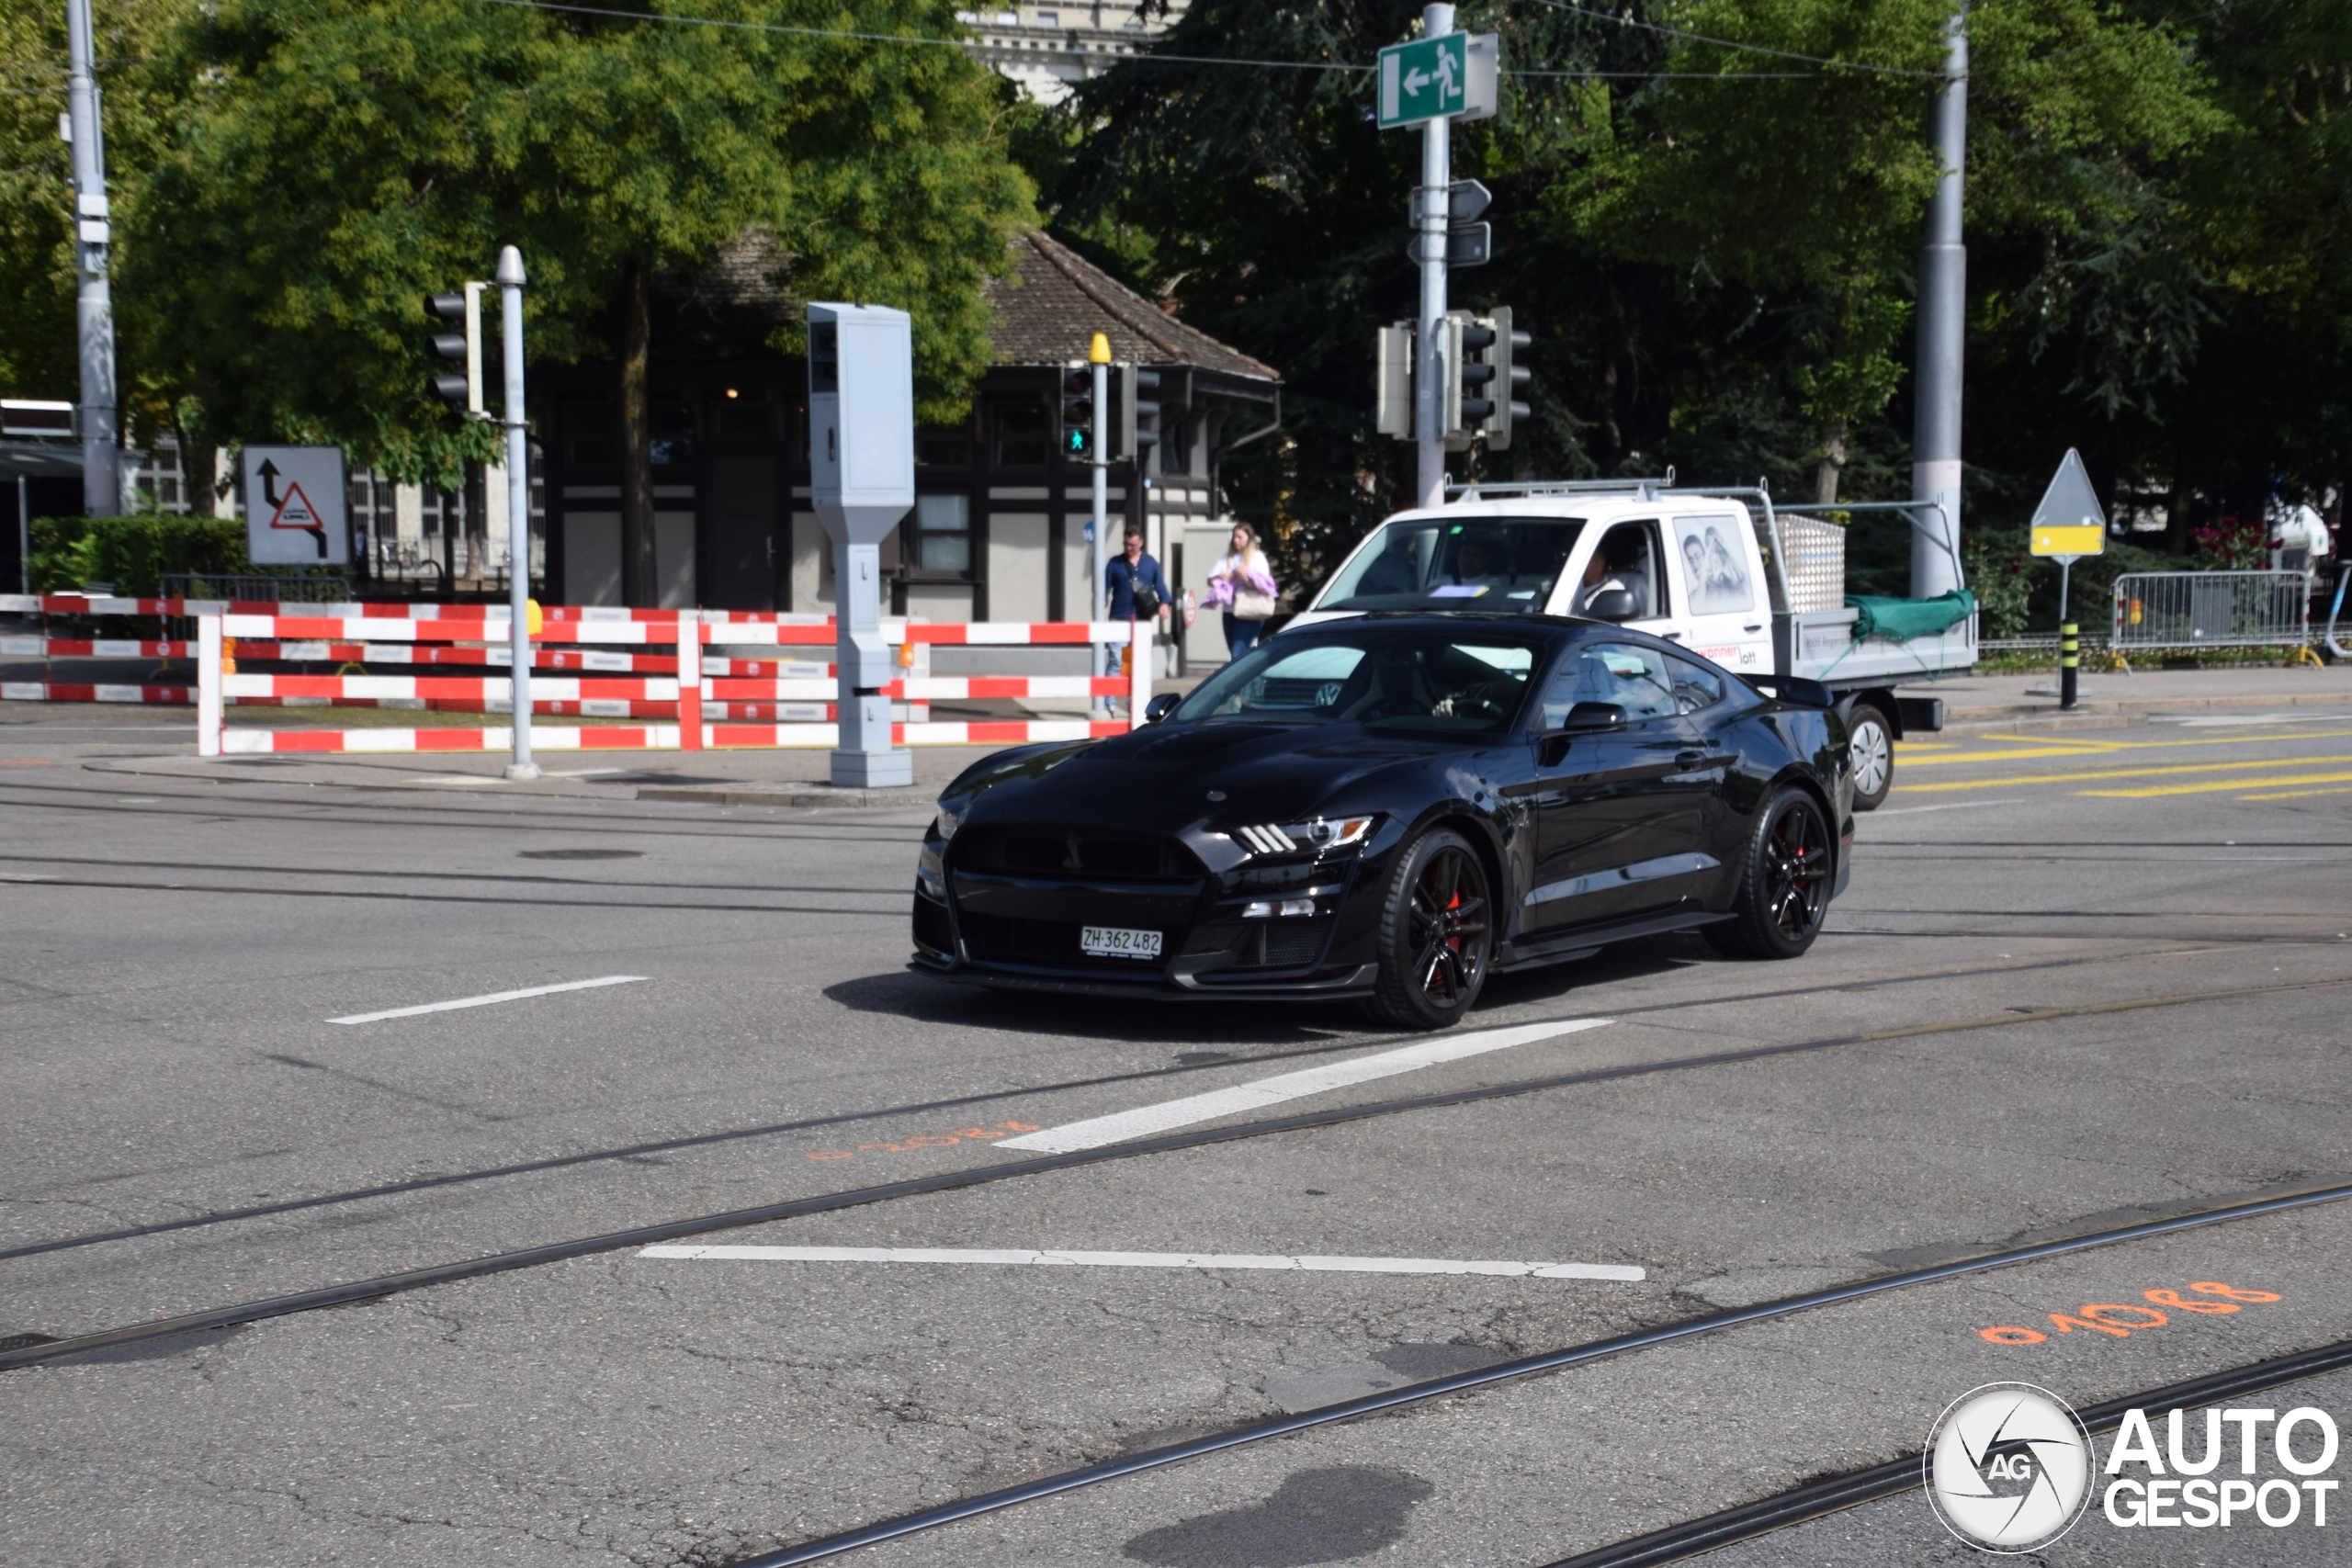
(1286, 477, 1976, 808)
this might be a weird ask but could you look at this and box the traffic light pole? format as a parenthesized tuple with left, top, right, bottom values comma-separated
(64, 0, 119, 515)
(496, 246, 537, 780)
(1415, 2, 1454, 511)
(1091, 350, 1110, 716)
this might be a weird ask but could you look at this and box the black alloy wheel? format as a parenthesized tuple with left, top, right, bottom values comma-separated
(1705, 787, 1834, 960)
(1368, 827, 1492, 1031)
(1847, 702, 1894, 811)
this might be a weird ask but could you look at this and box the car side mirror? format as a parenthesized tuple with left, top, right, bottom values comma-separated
(1582, 587, 1638, 623)
(1143, 692, 1182, 725)
(1538, 702, 1626, 764)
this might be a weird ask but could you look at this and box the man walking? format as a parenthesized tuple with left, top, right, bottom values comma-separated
(1104, 525, 1170, 707)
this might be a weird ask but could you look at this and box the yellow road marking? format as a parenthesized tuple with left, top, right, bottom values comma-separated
(2237, 784, 2352, 802)
(1900, 755, 2352, 794)
(2085, 770, 2352, 799)
(1902, 728, 2352, 769)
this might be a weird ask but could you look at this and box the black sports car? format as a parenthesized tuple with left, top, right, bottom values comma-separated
(911, 614, 1853, 1030)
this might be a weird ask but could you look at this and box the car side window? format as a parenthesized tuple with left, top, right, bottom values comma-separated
(1542, 642, 1679, 725)
(1572, 521, 1668, 619)
(1663, 652, 1724, 714)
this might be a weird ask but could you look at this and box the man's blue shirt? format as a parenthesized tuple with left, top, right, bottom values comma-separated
(1105, 552, 1168, 620)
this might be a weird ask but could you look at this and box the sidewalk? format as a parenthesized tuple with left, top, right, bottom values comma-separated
(1896, 665, 2352, 734)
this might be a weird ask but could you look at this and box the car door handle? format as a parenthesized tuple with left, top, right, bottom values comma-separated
(1743, 623, 1763, 632)
(1661, 631, 1683, 641)
(1676, 750, 1706, 768)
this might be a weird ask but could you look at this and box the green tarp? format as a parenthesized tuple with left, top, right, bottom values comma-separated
(1845, 590, 1977, 643)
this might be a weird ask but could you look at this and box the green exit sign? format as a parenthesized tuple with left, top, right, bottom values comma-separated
(1377, 31, 1498, 130)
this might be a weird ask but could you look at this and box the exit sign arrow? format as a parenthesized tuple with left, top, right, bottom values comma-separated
(1378, 32, 1498, 130)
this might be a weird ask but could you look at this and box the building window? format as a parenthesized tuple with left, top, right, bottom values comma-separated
(650, 400, 696, 469)
(918, 426, 976, 468)
(992, 403, 1050, 469)
(1035, 8, 1057, 23)
(912, 494, 972, 573)
(564, 400, 617, 469)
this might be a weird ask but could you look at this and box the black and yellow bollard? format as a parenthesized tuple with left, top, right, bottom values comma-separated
(2060, 621, 2079, 710)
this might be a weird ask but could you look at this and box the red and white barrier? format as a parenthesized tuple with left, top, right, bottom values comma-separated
(1, 637, 191, 659)
(0, 682, 192, 704)
(161, 607, 1154, 759)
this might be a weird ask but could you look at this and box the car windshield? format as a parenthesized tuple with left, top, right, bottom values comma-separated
(1170, 628, 1540, 734)
(1315, 516, 1587, 612)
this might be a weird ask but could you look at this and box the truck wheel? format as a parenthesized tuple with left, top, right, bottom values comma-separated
(1365, 827, 1491, 1031)
(1704, 787, 1834, 961)
(1847, 702, 1894, 812)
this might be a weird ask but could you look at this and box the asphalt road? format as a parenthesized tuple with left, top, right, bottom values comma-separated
(4, 704, 2351, 1567)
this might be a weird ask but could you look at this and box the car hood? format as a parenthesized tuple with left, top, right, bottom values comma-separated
(947, 722, 1485, 838)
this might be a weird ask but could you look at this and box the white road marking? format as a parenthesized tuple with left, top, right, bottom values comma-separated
(640, 1244, 1644, 1281)
(995, 1018, 1612, 1154)
(1870, 797, 2028, 816)
(0, 873, 57, 882)
(328, 974, 648, 1025)
(2165, 714, 2346, 728)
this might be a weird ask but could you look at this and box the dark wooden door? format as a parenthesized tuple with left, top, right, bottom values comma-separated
(703, 452, 776, 610)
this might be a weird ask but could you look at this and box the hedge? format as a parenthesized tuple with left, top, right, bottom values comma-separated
(28, 514, 253, 598)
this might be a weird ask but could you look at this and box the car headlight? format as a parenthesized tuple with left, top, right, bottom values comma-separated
(1232, 815, 1378, 857)
(932, 805, 964, 842)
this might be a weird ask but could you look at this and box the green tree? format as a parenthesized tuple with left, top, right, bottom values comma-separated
(123, 0, 1033, 602)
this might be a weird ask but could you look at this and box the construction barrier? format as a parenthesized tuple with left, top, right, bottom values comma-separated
(2111, 570, 2313, 655)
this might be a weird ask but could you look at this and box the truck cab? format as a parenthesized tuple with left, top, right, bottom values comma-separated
(1288, 479, 1972, 809)
(1293, 493, 1776, 675)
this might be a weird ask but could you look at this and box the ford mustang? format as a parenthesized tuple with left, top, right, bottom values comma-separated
(911, 614, 1852, 1030)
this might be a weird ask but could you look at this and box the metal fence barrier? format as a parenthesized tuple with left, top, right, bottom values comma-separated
(2111, 570, 2312, 654)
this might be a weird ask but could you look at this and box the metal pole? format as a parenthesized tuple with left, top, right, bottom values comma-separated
(17, 475, 28, 593)
(64, 0, 119, 515)
(1091, 353, 1109, 715)
(1416, 3, 1454, 511)
(1909, 3, 1967, 599)
(497, 246, 538, 780)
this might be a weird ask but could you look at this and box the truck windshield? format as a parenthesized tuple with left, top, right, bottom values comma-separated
(1317, 516, 1587, 613)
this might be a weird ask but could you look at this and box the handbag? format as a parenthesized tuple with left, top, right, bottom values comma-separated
(1232, 588, 1277, 621)
(1131, 581, 1162, 618)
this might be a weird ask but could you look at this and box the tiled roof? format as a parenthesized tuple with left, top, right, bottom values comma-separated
(986, 231, 1278, 383)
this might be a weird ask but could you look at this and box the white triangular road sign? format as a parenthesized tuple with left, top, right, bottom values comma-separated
(2030, 448, 2107, 558)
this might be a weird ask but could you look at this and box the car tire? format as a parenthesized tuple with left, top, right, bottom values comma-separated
(1846, 702, 1894, 812)
(1365, 826, 1493, 1032)
(1704, 786, 1835, 961)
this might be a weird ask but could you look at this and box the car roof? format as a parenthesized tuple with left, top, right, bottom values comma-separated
(1374, 493, 1752, 526)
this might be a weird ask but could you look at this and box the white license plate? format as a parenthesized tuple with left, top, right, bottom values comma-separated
(1081, 925, 1162, 960)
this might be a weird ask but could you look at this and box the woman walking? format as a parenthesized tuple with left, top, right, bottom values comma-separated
(1204, 522, 1279, 660)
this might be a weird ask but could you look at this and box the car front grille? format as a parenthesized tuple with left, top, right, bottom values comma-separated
(959, 915, 1161, 968)
(954, 825, 1203, 882)
(912, 893, 955, 953)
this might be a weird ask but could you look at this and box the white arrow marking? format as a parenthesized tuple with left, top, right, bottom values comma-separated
(1403, 66, 1430, 96)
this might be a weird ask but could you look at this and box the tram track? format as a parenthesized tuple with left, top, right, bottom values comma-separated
(6, 969, 2346, 1374)
(721, 1179, 2352, 1566)
(1544, 1334, 2352, 1567)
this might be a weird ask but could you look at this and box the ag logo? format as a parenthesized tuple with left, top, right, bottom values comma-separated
(1924, 1382, 2094, 1551)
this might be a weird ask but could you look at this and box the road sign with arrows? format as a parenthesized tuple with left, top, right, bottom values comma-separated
(242, 446, 349, 566)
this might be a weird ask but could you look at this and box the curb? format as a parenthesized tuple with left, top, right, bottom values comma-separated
(633, 785, 934, 811)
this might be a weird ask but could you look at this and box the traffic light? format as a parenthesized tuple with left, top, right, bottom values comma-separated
(1058, 361, 1093, 459)
(424, 283, 485, 416)
(1109, 363, 1161, 463)
(1463, 306, 1532, 450)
